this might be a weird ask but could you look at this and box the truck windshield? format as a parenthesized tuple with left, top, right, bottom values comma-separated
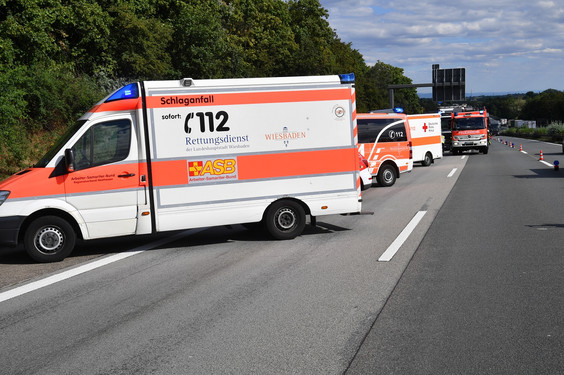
(452, 117, 485, 130)
(35, 120, 86, 167)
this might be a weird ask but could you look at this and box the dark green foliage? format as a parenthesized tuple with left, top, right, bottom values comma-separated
(0, 0, 421, 179)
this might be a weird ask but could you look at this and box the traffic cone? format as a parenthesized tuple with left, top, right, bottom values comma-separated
(539, 150, 544, 160)
(519, 144, 522, 151)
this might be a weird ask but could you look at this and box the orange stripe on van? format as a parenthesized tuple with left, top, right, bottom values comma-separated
(147, 88, 351, 108)
(411, 135, 442, 147)
(0, 168, 64, 199)
(88, 98, 142, 113)
(238, 148, 356, 180)
(151, 160, 189, 187)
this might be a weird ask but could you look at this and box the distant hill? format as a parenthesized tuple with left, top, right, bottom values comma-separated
(419, 91, 528, 99)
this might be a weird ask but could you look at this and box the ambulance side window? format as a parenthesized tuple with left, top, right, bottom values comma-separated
(72, 119, 131, 170)
(358, 118, 404, 143)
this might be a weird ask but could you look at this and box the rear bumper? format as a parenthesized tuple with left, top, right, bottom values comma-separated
(0, 216, 25, 247)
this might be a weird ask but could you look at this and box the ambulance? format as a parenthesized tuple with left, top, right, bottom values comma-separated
(357, 111, 413, 187)
(0, 74, 362, 262)
(407, 113, 443, 166)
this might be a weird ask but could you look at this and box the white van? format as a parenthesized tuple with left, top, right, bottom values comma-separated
(0, 74, 362, 262)
(407, 113, 443, 166)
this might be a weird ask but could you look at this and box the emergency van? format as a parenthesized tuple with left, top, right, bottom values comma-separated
(0, 74, 362, 262)
(357, 112, 413, 187)
(407, 113, 443, 166)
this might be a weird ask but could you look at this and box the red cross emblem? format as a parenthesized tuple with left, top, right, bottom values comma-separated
(422, 123, 428, 132)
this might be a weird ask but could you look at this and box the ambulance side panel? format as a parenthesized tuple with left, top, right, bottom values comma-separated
(407, 113, 443, 165)
(142, 79, 360, 232)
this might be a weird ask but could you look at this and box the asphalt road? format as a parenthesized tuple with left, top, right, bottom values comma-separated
(0, 137, 562, 374)
(348, 137, 564, 374)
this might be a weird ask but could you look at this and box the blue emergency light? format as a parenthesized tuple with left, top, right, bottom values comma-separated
(339, 73, 355, 83)
(106, 83, 139, 102)
(393, 107, 404, 113)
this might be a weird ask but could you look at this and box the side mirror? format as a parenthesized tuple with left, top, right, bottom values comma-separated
(64, 149, 75, 173)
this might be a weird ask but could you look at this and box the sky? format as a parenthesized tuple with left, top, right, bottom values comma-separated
(319, 0, 564, 96)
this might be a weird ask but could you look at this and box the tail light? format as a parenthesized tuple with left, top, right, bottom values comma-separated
(408, 141, 413, 159)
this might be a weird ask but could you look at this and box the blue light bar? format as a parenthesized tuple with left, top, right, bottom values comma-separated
(393, 107, 404, 113)
(339, 73, 355, 84)
(106, 83, 139, 102)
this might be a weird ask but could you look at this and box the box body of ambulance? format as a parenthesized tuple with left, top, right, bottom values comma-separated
(0, 74, 361, 262)
(407, 113, 443, 166)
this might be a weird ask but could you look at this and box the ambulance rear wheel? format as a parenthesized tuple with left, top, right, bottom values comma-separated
(265, 200, 306, 240)
(377, 164, 396, 187)
(422, 152, 433, 166)
(24, 216, 76, 262)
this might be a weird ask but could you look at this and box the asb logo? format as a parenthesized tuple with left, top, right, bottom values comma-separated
(188, 158, 238, 184)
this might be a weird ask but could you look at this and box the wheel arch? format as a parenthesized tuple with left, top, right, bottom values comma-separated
(378, 160, 400, 178)
(262, 197, 311, 221)
(19, 208, 83, 244)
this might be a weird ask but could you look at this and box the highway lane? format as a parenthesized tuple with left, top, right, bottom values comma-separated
(347, 139, 564, 374)
(0, 151, 466, 374)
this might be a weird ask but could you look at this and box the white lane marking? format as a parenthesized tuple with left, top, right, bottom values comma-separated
(378, 211, 427, 262)
(461, 155, 466, 160)
(0, 228, 205, 303)
(447, 168, 458, 177)
(540, 160, 553, 167)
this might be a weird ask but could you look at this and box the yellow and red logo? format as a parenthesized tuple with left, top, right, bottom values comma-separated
(188, 158, 238, 183)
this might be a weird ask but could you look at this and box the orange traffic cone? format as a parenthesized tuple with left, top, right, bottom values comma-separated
(539, 150, 544, 160)
(519, 144, 522, 151)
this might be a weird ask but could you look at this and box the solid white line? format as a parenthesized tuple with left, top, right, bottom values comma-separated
(378, 211, 427, 262)
(447, 168, 458, 177)
(0, 228, 204, 303)
(540, 160, 553, 167)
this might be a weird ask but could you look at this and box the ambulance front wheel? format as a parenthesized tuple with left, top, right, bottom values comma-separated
(24, 216, 76, 262)
(264, 200, 306, 240)
(377, 164, 396, 187)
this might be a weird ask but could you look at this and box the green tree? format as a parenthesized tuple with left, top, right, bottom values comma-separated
(357, 61, 422, 113)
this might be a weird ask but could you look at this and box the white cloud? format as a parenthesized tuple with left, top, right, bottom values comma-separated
(319, 0, 564, 93)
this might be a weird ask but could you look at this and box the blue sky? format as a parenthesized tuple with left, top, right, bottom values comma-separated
(319, 0, 564, 95)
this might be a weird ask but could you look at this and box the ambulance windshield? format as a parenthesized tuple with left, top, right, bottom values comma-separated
(35, 121, 86, 167)
(452, 117, 485, 130)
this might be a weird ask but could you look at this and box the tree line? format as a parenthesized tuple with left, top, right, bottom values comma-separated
(0, 0, 422, 178)
(2, 0, 562, 179)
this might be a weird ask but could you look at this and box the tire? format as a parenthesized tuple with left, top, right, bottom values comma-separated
(264, 200, 306, 240)
(24, 216, 76, 262)
(422, 152, 433, 166)
(377, 164, 396, 187)
(482, 147, 489, 154)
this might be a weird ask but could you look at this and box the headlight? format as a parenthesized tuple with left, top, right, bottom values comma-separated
(0, 191, 10, 206)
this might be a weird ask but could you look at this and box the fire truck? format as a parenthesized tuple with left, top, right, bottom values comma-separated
(450, 109, 489, 154)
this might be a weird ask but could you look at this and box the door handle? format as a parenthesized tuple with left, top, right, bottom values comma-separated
(118, 173, 136, 178)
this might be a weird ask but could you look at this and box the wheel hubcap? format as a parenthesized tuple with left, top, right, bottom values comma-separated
(36, 226, 64, 253)
(276, 208, 296, 230)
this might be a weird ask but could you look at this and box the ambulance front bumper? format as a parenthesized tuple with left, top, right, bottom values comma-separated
(0, 216, 25, 247)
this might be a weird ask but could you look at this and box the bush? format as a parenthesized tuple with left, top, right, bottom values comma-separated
(547, 122, 564, 141)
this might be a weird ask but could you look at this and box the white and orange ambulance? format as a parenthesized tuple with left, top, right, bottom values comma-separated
(0, 74, 361, 262)
(357, 111, 413, 187)
(407, 113, 443, 166)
